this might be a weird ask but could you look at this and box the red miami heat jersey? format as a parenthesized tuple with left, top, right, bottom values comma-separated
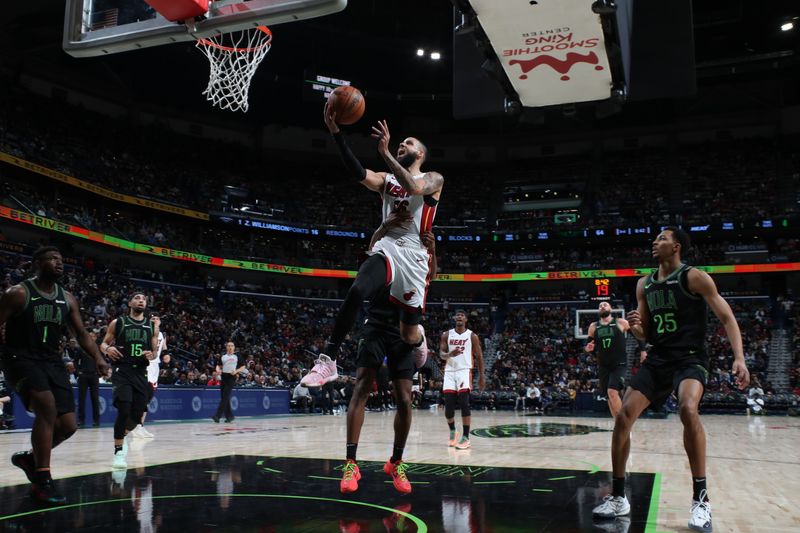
(381, 174, 437, 246)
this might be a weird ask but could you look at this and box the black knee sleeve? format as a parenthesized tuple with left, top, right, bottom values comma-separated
(444, 392, 457, 419)
(127, 405, 146, 431)
(114, 402, 131, 440)
(330, 254, 387, 348)
(458, 391, 471, 417)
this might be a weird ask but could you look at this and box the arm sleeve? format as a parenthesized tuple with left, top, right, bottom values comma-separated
(332, 132, 367, 181)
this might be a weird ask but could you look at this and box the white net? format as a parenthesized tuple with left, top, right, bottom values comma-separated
(574, 308, 626, 339)
(196, 26, 272, 113)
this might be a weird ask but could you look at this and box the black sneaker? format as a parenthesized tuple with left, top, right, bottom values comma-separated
(11, 451, 36, 483)
(212, 416, 220, 423)
(30, 478, 66, 505)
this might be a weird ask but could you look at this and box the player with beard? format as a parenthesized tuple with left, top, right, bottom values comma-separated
(1, 246, 111, 504)
(301, 106, 442, 388)
(100, 292, 160, 470)
(340, 214, 435, 495)
(585, 301, 635, 417)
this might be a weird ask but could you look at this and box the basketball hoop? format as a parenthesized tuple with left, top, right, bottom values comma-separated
(196, 26, 272, 113)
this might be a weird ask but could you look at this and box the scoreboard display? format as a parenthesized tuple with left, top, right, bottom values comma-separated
(592, 278, 611, 300)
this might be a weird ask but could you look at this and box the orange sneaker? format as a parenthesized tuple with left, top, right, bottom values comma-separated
(448, 432, 459, 447)
(340, 460, 361, 494)
(383, 459, 412, 494)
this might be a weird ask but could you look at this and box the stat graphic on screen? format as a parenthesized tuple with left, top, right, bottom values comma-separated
(303, 70, 355, 102)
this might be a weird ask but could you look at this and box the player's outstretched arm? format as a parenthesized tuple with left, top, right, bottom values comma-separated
(627, 277, 651, 341)
(66, 291, 110, 374)
(323, 101, 385, 192)
(688, 269, 750, 390)
(371, 120, 443, 196)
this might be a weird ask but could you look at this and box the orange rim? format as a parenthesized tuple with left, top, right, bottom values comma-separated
(197, 26, 272, 53)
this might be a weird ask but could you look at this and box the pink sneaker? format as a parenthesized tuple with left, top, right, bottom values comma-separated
(300, 354, 339, 387)
(413, 326, 428, 368)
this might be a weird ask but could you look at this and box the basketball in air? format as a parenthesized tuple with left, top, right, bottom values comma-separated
(328, 85, 365, 125)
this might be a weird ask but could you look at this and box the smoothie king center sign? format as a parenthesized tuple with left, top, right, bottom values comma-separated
(470, 0, 613, 107)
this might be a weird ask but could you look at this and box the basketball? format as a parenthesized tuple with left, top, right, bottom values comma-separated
(328, 85, 365, 125)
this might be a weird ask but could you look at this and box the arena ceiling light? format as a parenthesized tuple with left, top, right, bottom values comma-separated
(430, 51, 442, 60)
(417, 48, 425, 56)
(781, 21, 794, 31)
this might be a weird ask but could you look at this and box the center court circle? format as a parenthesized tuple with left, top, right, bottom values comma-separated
(0, 493, 429, 531)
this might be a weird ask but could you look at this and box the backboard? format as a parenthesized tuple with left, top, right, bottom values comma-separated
(63, 0, 347, 57)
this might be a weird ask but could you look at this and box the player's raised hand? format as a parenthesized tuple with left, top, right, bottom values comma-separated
(323, 100, 340, 134)
(627, 310, 641, 328)
(732, 359, 750, 390)
(371, 120, 391, 156)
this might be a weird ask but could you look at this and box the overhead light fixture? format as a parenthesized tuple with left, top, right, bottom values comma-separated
(430, 51, 441, 60)
(416, 48, 425, 56)
(781, 21, 794, 31)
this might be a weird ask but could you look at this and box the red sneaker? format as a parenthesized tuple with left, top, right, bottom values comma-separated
(340, 460, 361, 494)
(383, 459, 412, 494)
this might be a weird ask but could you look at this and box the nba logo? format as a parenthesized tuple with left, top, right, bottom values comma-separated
(148, 397, 159, 414)
(230, 396, 239, 412)
(262, 395, 271, 411)
(191, 396, 202, 412)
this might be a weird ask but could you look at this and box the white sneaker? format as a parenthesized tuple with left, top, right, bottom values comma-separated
(413, 325, 428, 368)
(130, 425, 144, 438)
(138, 427, 154, 439)
(112, 451, 127, 470)
(688, 491, 712, 532)
(300, 354, 338, 387)
(592, 495, 631, 518)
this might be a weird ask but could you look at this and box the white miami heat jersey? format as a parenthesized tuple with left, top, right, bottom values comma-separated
(147, 331, 164, 385)
(445, 328, 473, 371)
(381, 173, 437, 246)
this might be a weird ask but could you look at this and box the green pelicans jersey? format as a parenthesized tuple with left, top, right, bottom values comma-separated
(644, 264, 708, 365)
(113, 315, 153, 371)
(5, 279, 71, 361)
(594, 318, 626, 367)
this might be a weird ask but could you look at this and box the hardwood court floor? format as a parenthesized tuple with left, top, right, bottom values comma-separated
(1, 410, 798, 532)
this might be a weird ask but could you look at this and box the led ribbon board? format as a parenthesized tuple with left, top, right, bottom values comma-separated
(2, 206, 799, 281)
